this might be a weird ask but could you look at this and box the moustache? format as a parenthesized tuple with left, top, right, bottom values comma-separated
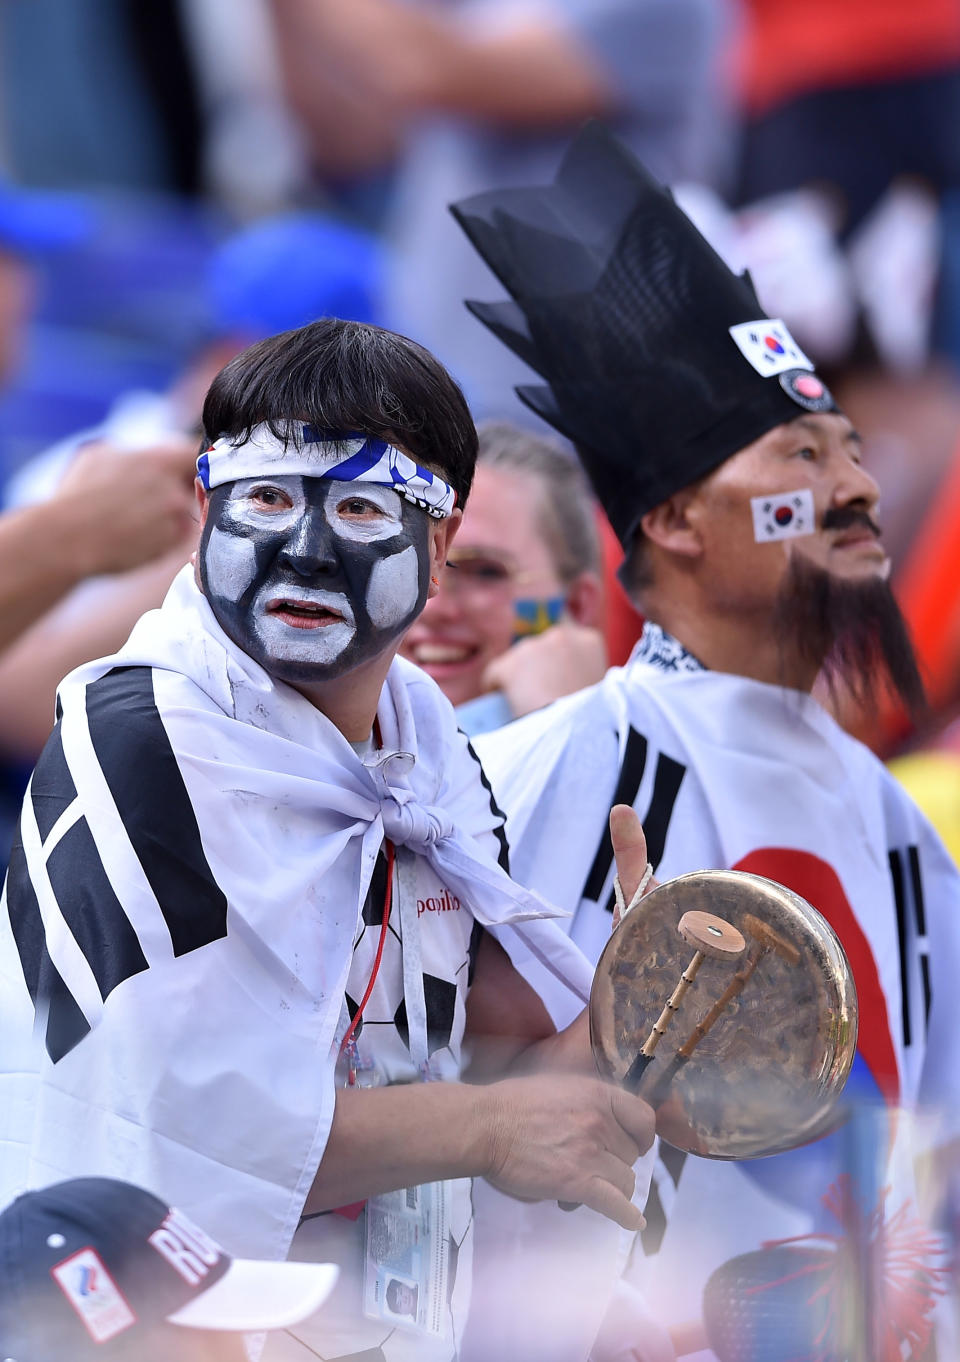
(821, 507, 881, 538)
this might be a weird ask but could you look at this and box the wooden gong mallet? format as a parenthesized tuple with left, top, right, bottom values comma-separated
(590, 868, 858, 1159)
(645, 912, 801, 1107)
(560, 908, 746, 1214)
(623, 910, 746, 1094)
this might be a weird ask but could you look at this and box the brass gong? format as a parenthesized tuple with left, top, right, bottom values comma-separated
(589, 870, 858, 1160)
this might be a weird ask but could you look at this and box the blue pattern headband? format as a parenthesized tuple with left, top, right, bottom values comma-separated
(197, 422, 456, 519)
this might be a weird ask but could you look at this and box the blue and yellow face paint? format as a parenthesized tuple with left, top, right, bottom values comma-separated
(512, 596, 565, 641)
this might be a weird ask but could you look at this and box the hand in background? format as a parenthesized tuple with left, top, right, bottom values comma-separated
(483, 621, 607, 718)
(0, 437, 200, 734)
(56, 437, 198, 577)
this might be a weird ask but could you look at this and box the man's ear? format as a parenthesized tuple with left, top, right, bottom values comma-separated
(427, 509, 462, 597)
(195, 477, 211, 530)
(564, 570, 604, 627)
(640, 488, 704, 560)
(193, 481, 211, 586)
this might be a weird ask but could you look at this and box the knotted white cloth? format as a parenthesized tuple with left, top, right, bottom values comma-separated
(0, 567, 592, 1266)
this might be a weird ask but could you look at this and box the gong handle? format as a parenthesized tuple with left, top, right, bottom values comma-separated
(647, 1050, 686, 1108)
(623, 1049, 655, 1093)
(675, 947, 765, 1060)
(646, 947, 768, 1107)
(640, 947, 707, 1057)
(626, 952, 707, 1091)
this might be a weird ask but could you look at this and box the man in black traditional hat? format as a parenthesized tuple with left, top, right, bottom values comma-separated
(454, 123, 960, 1356)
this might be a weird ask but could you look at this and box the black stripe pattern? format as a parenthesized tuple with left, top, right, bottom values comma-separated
(6, 806, 93, 1062)
(29, 723, 76, 843)
(888, 843, 932, 1048)
(582, 728, 649, 901)
(579, 726, 686, 914)
(578, 724, 687, 1257)
(46, 818, 148, 1001)
(4, 666, 229, 1062)
(641, 1143, 688, 1255)
(85, 667, 228, 957)
(459, 734, 510, 982)
(462, 732, 510, 874)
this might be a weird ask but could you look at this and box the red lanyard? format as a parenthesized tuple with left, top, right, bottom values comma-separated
(339, 838, 396, 1078)
(332, 726, 396, 1220)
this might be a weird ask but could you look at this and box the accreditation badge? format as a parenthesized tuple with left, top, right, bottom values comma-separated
(363, 1181, 450, 1338)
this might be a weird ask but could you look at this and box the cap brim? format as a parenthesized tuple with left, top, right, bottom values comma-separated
(166, 1259, 338, 1331)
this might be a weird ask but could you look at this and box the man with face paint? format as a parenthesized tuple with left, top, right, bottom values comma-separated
(197, 454, 434, 693)
(451, 124, 960, 1359)
(0, 317, 659, 1362)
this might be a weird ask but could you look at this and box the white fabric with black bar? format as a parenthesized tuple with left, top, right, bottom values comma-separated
(472, 626, 960, 1353)
(0, 566, 593, 1291)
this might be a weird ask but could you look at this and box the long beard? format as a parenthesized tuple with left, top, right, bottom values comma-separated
(772, 552, 926, 717)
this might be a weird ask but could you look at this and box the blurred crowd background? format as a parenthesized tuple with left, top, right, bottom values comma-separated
(3, 0, 960, 839)
(1, 3, 960, 1355)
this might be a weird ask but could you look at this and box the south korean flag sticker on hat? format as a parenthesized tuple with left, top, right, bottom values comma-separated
(751, 489, 816, 543)
(728, 318, 814, 378)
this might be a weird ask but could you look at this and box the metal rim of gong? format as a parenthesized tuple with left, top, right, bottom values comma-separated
(589, 868, 858, 1160)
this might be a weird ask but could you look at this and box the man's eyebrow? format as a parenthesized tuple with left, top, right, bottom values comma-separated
(790, 416, 863, 444)
(787, 417, 822, 438)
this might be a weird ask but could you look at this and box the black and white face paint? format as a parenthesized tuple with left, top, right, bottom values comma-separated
(199, 474, 431, 685)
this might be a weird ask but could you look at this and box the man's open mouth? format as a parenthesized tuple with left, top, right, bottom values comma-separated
(266, 597, 350, 629)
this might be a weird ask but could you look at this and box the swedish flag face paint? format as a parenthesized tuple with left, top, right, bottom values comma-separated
(511, 596, 565, 642)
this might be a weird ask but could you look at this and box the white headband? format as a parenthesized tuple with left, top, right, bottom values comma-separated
(197, 423, 456, 519)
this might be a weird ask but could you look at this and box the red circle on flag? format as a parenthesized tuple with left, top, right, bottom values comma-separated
(765, 335, 785, 353)
(774, 506, 793, 526)
(731, 847, 900, 1109)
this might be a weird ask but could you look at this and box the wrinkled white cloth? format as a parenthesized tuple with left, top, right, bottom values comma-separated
(476, 645, 960, 1350)
(0, 567, 592, 1267)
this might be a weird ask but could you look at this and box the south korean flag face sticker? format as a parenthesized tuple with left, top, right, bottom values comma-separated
(729, 318, 814, 377)
(751, 488, 816, 543)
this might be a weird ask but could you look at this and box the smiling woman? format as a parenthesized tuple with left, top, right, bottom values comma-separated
(401, 421, 605, 721)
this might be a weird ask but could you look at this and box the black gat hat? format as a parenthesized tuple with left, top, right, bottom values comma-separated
(451, 121, 839, 551)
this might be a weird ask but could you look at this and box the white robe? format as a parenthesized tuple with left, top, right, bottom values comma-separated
(475, 648, 960, 1352)
(0, 568, 593, 1350)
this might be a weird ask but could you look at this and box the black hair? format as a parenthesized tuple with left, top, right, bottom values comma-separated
(618, 531, 653, 601)
(201, 318, 478, 509)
